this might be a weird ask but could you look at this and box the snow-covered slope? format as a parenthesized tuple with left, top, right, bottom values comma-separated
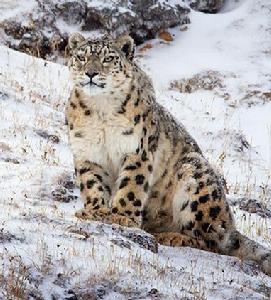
(140, 0, 271, 213)
(0, 0, 270, 299)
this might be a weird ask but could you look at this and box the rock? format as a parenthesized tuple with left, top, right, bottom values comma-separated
(51, 174, 77, 203)
(69, 223, 158, 253)
(56, 2, 87, 25)
(0, 142, 11, 152)
(113, 225, 158, 253)
(138, 43, 153, 53)
(0, 229, 24, 243)
(35, 129, 60, 144)
(41, 171, 77, 204)
(229, 198, 271, 218)
(158, 30, 174, 42)
(0, 0, 190, 60)
(0, 91, 9, 101)
(189, 0, 225, 13)
(2, 157, 20, 164)
(262, 92, 271, 101)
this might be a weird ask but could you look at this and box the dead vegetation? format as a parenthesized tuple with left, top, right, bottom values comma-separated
(169, 70, 226, 94)
(170, 71, 271, 107)
(0, 255, 33, 300)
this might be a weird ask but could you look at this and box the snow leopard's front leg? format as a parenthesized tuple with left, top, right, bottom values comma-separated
(107, 152, 153, 228)
(75, 161, 112, 221)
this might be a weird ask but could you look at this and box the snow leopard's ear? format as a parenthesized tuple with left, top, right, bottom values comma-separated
(116, 35, 135, 61)
(68, 33, 85, 51)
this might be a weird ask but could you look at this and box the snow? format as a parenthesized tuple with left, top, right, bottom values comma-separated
(140, 0, 271, 198)
(0, 0, 271, 299)
(0, 0, 37, 22)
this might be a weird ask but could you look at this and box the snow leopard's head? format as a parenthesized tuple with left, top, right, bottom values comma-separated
(68, 33, 135, 96)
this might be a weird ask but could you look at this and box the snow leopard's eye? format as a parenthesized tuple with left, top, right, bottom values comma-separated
(103, 56, 114, 63)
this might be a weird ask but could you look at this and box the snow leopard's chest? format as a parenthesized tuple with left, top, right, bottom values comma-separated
(69, 109, 139, 177)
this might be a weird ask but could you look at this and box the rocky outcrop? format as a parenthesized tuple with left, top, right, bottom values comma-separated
(68, 223, 158, 253)
(228, 198, 271, 219)
(188, 0, 225, 13)
(0, 0, 190, 60)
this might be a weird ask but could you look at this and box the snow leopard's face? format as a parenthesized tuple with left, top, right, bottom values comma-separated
(68, 33, 135, 96)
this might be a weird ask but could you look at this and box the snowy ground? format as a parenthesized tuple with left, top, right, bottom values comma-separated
(0, 0, 271, 299)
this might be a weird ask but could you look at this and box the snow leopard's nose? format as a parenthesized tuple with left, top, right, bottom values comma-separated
(86, 71, 99, 82)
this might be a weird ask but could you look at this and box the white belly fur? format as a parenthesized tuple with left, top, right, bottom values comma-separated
(70, 111, 139, 177)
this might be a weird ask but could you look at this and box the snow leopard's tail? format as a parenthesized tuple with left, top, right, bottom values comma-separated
(220, 229, 271, 276)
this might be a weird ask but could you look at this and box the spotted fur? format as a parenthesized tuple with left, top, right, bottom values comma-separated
(66, 33, 271, 276)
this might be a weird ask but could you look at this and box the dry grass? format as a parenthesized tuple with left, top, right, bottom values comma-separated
(0, 254, 31, 300)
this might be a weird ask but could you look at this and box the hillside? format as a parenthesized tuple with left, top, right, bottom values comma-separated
(0, 0, 271, 299)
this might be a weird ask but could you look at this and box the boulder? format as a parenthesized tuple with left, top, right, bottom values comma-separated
(0, 0, 190, 60)
(189, 0, 225, 13)
(68, 223, 158, 253)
